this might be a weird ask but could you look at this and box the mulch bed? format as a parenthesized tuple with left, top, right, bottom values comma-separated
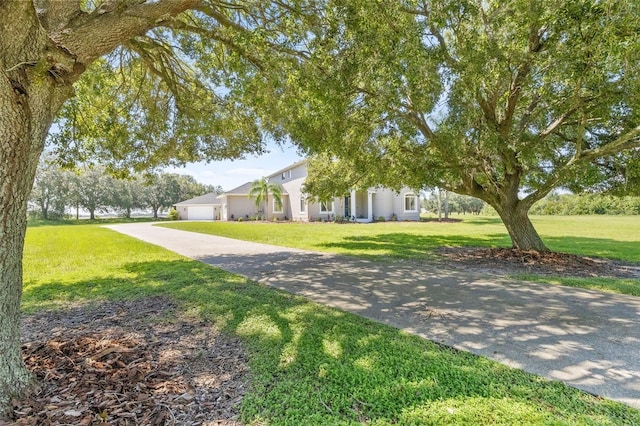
(436, 247, 640, 279)
(8, 297, 249, 426)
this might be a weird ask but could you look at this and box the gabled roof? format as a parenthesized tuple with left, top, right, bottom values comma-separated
(220, 181, 255, 196)
(175, 192, 221, 206)
(266, 159, 306, 180)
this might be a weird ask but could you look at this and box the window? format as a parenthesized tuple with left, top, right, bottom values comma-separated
(281, 170, 291, 180)
(273, 198, 283, 213)
(404, 193, 417, 212)
(320, 200, 334, 213)
(300, 197, 306, 213)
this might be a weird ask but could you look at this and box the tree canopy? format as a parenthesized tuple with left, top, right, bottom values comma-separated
(259, 0, 640, 251)
(0, 0, 316, 414)
(4, 0, 640, 415)
(45, 1, 321, 173)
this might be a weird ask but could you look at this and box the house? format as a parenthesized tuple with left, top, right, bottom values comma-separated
(175, 160, 420, 221)
(213, 160, 420, 222)
(174, 192, 221, 220)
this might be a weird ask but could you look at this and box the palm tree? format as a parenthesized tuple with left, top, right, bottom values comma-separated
(248, 177, 283, 221)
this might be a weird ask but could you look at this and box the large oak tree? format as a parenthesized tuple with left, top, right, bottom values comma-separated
(263, 0, 640, 251)
(4, 0, 640, 415)
(0, 0, 312, 414)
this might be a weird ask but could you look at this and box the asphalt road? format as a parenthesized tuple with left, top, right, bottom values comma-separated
(106, 222, 640, 409)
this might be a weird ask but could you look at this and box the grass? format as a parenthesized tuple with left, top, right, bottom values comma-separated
(160, 217, 514, 259)
(22, 224, 640, 424)
(159, 215, 640, 296)
(159, 215, 640, 262)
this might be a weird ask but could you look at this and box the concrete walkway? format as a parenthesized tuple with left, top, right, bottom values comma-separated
(106, 222, 640, 409)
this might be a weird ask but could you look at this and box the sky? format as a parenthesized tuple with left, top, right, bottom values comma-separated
(164, 141, 303, 191)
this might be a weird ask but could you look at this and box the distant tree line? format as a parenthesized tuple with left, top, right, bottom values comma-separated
(530, 193, 640, 216)
(29, 158, 222, 220)
(422, 191, 486, 219)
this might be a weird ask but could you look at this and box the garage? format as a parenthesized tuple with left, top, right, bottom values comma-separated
(174, 193, 221, 220)
(186, 205, 214, 220)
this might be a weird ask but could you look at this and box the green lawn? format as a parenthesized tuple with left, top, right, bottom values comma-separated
(22, 224, 640, 424)
(159, 215, 640, 261)
(160, 215, 640, 296)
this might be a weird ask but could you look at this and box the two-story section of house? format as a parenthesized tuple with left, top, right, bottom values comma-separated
(212, 160, 420, 222)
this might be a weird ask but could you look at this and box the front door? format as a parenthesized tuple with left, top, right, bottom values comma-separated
(344, 195, 351, 218)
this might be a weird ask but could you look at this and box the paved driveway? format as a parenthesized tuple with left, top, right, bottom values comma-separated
(106, 222, 640, 409)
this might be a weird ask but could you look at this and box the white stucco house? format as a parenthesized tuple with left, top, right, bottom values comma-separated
(175, 160, 420, 222)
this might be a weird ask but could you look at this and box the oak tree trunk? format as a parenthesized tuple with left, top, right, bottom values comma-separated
(495, 202, 549, 252)
(1, 0, 200, 416)
(0, 72, 64, 415)
(0, 5, 74, 413)
(0, 116, 38, 411)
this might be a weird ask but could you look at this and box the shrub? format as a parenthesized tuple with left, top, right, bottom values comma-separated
(377, 216, 386, 222)
(168, 208, 179, 221)
(237, 217, 243, 222)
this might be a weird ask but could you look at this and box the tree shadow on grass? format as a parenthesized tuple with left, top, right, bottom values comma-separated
(317, 231, 640, 264)
(22, 258, 638, 424)
(318, 233, 512, 259)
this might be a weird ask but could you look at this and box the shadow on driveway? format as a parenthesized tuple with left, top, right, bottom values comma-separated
(106, 223, 640, 408)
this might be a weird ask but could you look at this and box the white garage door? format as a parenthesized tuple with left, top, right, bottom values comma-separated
(188, 206, 214, 220)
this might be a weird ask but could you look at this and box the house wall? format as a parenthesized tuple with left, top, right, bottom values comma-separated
(222, 194, 292, 221)
(371, 188, 420, 221)
(333, 197, 346, 219)
(177, 206, 188, 220)
(398, 190, 420, 221)
(371, 189, 393, 220)
(355, 191, 369, 219)
(224, 196, 257, 220)
(270, 162, 309, 221)
(269, 194, 290, 220)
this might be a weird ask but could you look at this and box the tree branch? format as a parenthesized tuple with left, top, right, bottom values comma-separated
(160, 18, 266, 71)
(538, 103, 595, 140)
(524, 125, 640, 206)
(34, 0, 83, 30)
(52, 0, 200, 65)
(400, 108, 435, 140)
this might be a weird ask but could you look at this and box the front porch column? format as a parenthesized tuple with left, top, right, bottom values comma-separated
(367, 191, 374, 222)
(350, 190, 356, 220)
